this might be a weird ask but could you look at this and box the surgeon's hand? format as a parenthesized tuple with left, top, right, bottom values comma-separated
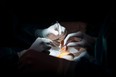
(29, 37, 54, 53)
(42, 22, 66, 47)
(64, 31, 96, 48)
(18, 38, 55, 58)
(42, 22, 66, 40)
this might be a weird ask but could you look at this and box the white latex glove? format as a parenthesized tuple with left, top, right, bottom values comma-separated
(64, 31, 95, 48)
(42, 22, 66, 40)
(29, 37, 54, 52)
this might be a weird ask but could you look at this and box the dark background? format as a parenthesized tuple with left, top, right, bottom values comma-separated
(0, 0, 114, 47)
(0, 0, 115, 75)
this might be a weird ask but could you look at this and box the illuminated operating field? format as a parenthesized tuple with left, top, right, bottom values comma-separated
(48, 22, 89, 61)
(49, 40, 88, 61)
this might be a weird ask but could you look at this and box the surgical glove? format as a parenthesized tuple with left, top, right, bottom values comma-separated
(29, 37, 53, 52)
(42, 22, 66, 41)
(64, 31, 95, 48)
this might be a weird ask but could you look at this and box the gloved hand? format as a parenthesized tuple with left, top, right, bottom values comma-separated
(18, 37, 55, 58)
(42, 22, 66, 41)
(29, 37, 54, 52)
(41, 22, 66, 47)
(64, 31, 96, 48)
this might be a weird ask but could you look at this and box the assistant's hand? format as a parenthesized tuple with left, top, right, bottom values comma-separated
(64, 31, 96, 48)
(42, 22, 66, 41)
(29, 37, 54, 52)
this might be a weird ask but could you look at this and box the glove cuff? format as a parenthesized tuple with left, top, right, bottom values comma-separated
(35, 29, 44, 37)
(41, 29, 48, 38)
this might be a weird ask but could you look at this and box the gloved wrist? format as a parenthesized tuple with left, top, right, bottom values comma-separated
(35, 29, 43, 37)
(35, 29, 48, 38)
(41, 28, 48, 38)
